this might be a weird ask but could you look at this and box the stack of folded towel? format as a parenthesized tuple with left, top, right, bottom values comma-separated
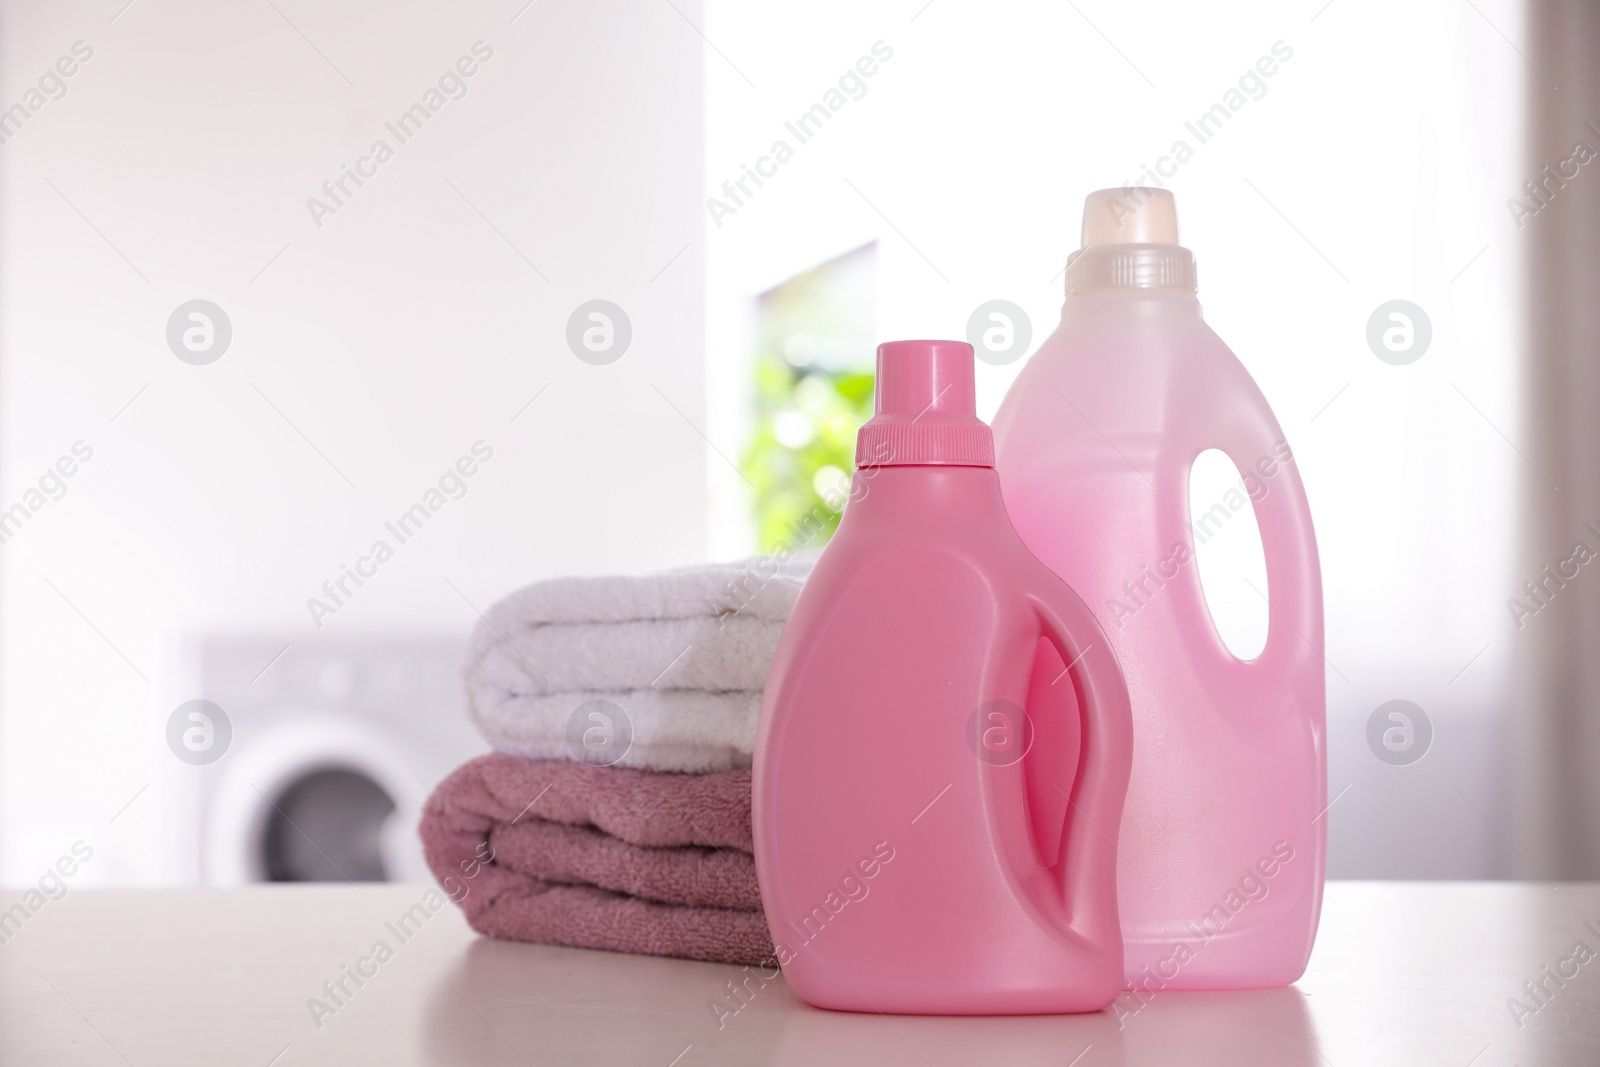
(420, 555, 814, 965)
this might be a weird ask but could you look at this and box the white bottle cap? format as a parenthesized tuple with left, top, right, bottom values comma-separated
(1066, 187, 1194, 294)
(1080, 188, 1179, 247)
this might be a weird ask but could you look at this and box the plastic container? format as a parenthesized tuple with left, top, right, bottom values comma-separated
(991, 188, 1326, 990)
(753, 339, 1133, 1014)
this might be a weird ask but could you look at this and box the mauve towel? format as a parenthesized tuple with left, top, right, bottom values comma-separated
(420, 753, 774, 965)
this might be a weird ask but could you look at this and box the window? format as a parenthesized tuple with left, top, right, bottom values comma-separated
(742, 243, 876, 552)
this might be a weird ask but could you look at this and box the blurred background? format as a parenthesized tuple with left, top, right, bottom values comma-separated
(3, 0, 1593, 889)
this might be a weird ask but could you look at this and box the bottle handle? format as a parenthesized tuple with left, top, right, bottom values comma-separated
(1163, 410, 1324, 692)
(1026, 584, 1132, 943)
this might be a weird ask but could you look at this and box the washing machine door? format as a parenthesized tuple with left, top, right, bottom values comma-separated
(205, 713, 431, 884)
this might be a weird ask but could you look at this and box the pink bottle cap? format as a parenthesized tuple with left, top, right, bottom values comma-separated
(855, 340, 995, 468)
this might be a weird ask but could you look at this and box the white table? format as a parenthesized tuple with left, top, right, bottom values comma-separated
(1, 882, 1594, 1065)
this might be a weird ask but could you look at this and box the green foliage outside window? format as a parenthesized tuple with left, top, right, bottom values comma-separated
(744, 361, 874, 553)
(740, 243, 877, 554)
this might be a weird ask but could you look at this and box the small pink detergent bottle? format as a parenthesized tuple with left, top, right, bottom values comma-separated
(753, 339, 1133, 1015)
(991, 189, 1326, 989)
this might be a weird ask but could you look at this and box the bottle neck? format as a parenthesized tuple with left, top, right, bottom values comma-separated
(1065, 243, 1197, 297)
(855, 420, 994, 468)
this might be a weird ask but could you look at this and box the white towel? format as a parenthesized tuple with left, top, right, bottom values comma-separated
(463, 554, 815, 773)
(470, 689, 763, 773)
(473, 615, 786, 694)
(478, 556, 813, 626)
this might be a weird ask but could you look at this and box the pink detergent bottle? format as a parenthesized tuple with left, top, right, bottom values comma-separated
(753, 339, 1133, 1015)
(992, 189, 1326, 990)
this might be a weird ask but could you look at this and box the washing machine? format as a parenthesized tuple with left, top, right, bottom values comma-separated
(158, 633, 488, 885)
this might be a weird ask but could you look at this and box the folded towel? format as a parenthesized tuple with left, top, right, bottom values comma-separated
(490, 819, 760, 910)
(472, 614, 787, 693)
(420, 753, 773, 966)
(463, 555, 814, 773)
(472, 689, 761, 773)
(472, 556, 814, 627)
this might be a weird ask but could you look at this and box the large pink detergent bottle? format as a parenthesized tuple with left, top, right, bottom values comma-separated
(753, 339, 1133, 1014)
(992, 188, 1326, 989)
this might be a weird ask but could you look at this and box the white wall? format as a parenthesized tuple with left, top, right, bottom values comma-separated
(0, 0, 1531, 884)
(0, 0, 706, 884)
